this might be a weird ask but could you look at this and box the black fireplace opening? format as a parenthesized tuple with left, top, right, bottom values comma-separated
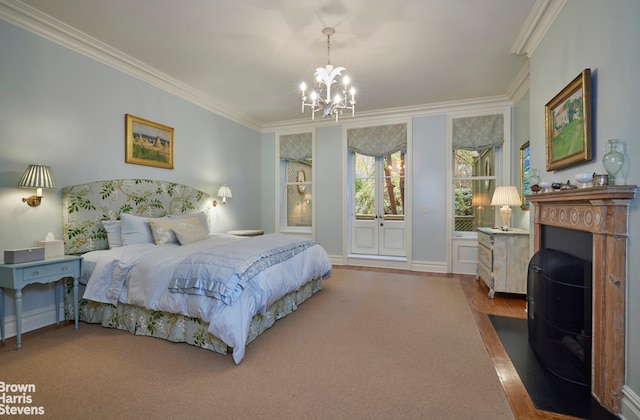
(527, 247, 593, 387)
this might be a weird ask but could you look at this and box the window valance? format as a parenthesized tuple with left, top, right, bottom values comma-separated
(347, 123, 407, 157)
(279, 133, 312, 161)
(452, 114, 504, 150)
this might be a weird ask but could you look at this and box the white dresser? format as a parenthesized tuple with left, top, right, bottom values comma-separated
(477, 227, 529, 298)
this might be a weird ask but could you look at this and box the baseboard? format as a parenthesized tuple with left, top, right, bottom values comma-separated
(1, 304, 61, 339)
(409, 260, 448, 273)
(329, 255, 447, 273)
(621, 386, 640, 420)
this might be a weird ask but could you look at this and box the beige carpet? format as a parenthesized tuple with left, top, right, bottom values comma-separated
(0, 268, 513, 419)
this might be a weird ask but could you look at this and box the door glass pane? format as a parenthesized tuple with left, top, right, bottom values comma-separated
(383, 151, 404, 219)
(354, 153, 375, 220)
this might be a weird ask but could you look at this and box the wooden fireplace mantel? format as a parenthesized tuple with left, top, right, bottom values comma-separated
(527, 185, 637, 414)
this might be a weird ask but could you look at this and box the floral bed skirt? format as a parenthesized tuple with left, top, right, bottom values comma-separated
(63, 278, 322, 355)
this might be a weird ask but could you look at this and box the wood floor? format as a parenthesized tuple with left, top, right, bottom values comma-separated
(459, 273, 580, 420)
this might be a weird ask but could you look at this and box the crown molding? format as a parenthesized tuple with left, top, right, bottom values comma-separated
(0, 0, 263, 131)
(261, 96, 514, 132)
(511, 0, 568, 57)
(507, 61, 530, 104)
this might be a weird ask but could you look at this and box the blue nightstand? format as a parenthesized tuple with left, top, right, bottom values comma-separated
(0, 255, 83, 349)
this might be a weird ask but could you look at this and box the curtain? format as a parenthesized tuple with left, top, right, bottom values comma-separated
(452, 114, 504, 150)
(280, 133, 312, 161)
(347, 123, 407, 157)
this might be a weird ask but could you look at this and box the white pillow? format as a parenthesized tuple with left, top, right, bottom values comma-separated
(172, 217, 209, 245)
(168, 211, 209, 233)
(148, 218, 180, 245)
(120, 213, 155, 246)
(101, 220, 122, 248)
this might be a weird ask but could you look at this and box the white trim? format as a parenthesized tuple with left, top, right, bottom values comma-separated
(0, 303, 61, 339)
(341, 117, 412, 264)
(507, 61, 530, 105)
(622, 386, 640, 420)
(510, 0, 568, 58)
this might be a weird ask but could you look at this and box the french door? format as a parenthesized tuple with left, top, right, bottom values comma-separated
(351, 150, 406, 256)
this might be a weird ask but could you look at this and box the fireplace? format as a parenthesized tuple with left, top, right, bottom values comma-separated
(527, 247, 592, 386)
(527, 186, 637, 414)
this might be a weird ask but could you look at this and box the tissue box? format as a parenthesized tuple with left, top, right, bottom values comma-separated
(4, 247, 45, 264)
(36, 240, 65, 258)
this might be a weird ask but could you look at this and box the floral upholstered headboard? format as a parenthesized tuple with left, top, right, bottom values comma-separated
(62, 179, 212, 254)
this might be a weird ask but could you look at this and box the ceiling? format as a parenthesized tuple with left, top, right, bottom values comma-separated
(13, 0, 538, 128)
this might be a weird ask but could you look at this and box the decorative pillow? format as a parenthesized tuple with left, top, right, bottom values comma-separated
(101, 220, 122, 249)
(120, 213, 155, 246)
(168, 211, 209, 233)
(172, 217, 210, 245)
(148, 218, 180, 245)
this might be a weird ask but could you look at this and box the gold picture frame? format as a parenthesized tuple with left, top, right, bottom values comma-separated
(545, 69, 592, 171)
(125, 114, 174, 169)
(520, 141, 530, 210)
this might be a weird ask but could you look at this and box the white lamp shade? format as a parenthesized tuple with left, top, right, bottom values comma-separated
(17, 164, 56, 189)
(217, 185, 232, 199)
(490, 185, 521, 206)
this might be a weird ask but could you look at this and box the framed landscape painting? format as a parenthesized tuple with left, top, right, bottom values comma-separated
(545, 69, 592, 171)
(125, 114, 174, 169)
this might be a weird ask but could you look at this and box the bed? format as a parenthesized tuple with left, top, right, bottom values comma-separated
(61, 179, 332, 363)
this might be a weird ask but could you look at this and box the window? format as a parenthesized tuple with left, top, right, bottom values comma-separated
(451, 113, 505, 233)
(454, 148, 496, 232)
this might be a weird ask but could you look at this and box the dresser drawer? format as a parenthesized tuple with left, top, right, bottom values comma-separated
(477, 260, 492, 287)
(477, 231, 493, 249)
(477, 243, 492, 269)
(20, 261, 79, 285)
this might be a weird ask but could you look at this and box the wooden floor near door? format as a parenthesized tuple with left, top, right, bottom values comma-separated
(460, 274, 580, 419)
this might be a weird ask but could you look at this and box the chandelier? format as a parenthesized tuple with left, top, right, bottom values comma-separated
(299, 27, 356, 121)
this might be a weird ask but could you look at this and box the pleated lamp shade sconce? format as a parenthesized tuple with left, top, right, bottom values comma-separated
(17, 164, 57, 207)
(490, 185, 521, 231)
(213, 184, 232, 207)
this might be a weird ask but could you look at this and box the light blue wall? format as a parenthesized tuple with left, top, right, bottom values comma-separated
(529, 1, 640, 415)
(315, 125, 344, 255)
(412, 115, 448, 262)
(0, 21, 261, 318)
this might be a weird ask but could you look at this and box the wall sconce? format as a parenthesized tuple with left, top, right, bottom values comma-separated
(490, 185, 521, 231)
(17, 164, 57, 207)
(213, 184, 232, 207)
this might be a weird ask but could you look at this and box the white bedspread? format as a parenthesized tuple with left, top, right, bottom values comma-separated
(82, 234, 332, 363)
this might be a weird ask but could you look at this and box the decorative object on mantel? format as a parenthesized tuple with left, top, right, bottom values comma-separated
(575, 172, 593, 188)
(17, 164, 56, 207)
(539, 181, 552, 193)
(593, 173, 609, 186)
(559, 180, 577, 190)
(530, 184, 542, 193)
(602, 139, 625, 185)
(545, 69, 593, 171)
(299, 27, 356, 122)
(490, 185, 521, 231)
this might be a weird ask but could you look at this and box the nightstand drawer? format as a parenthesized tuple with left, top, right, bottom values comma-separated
(20, 261, 78, 285)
